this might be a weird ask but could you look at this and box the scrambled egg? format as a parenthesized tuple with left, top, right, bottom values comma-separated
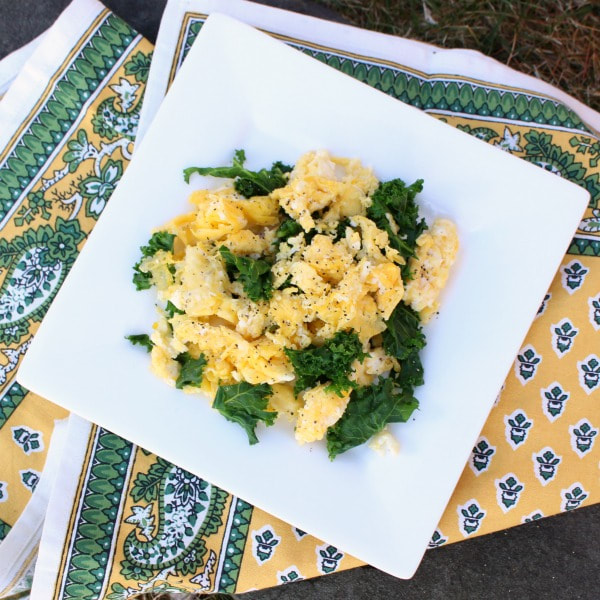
(141, 151, 458, 446)
(403, 219, 459, 322)
(368, 428, 400, 456)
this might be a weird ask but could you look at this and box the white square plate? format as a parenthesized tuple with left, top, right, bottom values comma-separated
(18, 14, 589, 578)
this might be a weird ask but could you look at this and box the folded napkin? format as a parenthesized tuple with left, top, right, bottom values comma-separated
(0, 0, 598, 597)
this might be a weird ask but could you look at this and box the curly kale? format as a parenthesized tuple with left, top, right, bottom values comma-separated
(183, 149, 292, 198)
(285, 330, 368, 396)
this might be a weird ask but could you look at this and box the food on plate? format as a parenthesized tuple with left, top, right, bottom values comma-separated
(127, 150, 458, 458)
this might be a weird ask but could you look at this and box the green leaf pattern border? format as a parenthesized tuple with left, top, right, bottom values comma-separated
(0, 381, 28, 430)
(56, 427, 134, 600)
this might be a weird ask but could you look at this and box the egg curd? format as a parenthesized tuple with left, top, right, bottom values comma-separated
(134, 150, 458, 451)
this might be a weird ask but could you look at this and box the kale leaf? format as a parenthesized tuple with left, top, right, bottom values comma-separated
(132, 231, 176, 291)
(333, 217, 352, 241)
(165, 300, 185, 318)
(274, 274, 301, 293)
(219, 246, 273, 302)
(326, 377, 419, 459)
(213, 382, 276, 445)
(183, 149, 292, 198)
(383, 302, 425, 358)
(141, 231, 176, 255)
(125, 333, 154, 353)
(325, 301, 425, 458)
(132, 269, 153, 291)
(175, 352, 207, 389)
(284, 330, 368, 396)
(272, 215, 319, 251)
(382, 301, 426, 388)
(274, 217, 303, 250)
(367, 178, 427, 277)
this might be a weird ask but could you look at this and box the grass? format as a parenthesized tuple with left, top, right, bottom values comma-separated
(316, 0, 600, 112)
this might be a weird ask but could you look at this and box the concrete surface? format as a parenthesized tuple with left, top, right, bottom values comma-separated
(0, 2, 598, 599)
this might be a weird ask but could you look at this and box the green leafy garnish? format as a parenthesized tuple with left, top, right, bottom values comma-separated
(274, 217, 303, 250)
(132, 270, 152, 291)
(141, 231, 176, 255)
(334, 217, 352, 241)
(125, 334, 154, 352)
(324, 295, 426, 458)
(213, 382, 275, 445)
(274, 274, 300, 292)
(382, 302, 426, 387)
(367, 178, 427, 277)
(272, 216, 319, 250)
(219, 246, 273, 302)
(284, 330, 368, 396)
(175, 352, 207, 389)
(132, 231, 176, 291)
(183, 149, 292, 198)
(326, 378, 419, 459)
(165, 300, 185, 318)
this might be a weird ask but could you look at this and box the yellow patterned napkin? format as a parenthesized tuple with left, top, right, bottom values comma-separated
(0, 0, 598, 597)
